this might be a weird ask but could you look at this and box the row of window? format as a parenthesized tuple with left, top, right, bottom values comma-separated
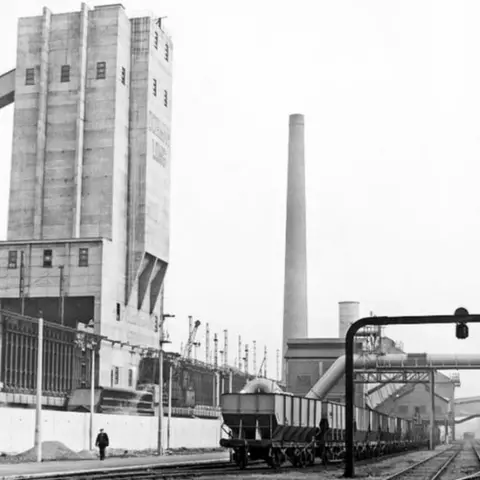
(26, 61, 108, 86)
(111, 366, 134, 387)
(25, 63, 169, 106)
(154, 32, 170, 62)
(152, 79, 168, 106)
(7, 248, 90, 269)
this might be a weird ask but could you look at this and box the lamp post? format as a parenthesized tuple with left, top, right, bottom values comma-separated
(75, 319, 97, 451)
(158, 312, 174, 455)
(86, 320, 97, 451)
(34, 312, 44, 463)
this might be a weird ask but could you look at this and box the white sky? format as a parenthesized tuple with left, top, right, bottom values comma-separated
(1, 0, 480, 398)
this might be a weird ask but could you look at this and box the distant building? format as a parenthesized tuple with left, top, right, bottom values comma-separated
(0, 3, 173, 388)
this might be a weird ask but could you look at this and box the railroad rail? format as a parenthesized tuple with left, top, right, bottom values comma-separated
(384, 444, 462, 480)
(2, 447, 445, 480)
(449, 440, 480, 480)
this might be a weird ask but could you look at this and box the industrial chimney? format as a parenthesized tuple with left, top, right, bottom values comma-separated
(282, 113, 308, 380)
(338, 301, 360, 338)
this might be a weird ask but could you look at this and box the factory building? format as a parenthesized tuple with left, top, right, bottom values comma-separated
(0, 3, 172, 388)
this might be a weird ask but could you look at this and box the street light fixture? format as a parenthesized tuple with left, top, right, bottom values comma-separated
(158, 312, 175, 456)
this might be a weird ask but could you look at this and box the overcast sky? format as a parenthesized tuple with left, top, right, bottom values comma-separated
(1, 0, 480, 399)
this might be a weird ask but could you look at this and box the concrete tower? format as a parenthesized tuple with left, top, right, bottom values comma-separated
(282, 113, 308, 379)
(338, 301, 360, 338)
(0, 4, 173, 388)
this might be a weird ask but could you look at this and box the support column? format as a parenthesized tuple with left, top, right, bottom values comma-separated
(430, 370, 435, 450)
(32, 7, 52, 239)
(72, 2, 90, 237)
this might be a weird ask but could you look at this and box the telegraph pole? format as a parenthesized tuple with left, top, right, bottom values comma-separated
(157, 308, 174, 456)
(34, 312, 44, 463)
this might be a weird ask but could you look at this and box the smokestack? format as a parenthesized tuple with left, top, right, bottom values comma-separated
(338, 301, 360, 338)
(282, 113, 308, 380)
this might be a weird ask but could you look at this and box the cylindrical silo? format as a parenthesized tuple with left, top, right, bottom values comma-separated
(282, 114, 308, 380)
(338, 301, 360, 338)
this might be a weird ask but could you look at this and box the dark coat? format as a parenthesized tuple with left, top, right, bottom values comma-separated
(95, 432, 109, 448)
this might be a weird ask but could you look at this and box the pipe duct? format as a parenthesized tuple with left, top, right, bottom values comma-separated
(306, 353, 480, 400)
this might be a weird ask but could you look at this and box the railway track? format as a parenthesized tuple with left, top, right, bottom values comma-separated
(9, 445, 449, 479)
(437, 440, 480, 480)
(383, 444, 462, 480)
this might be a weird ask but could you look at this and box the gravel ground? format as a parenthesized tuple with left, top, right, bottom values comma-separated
(205, 445, 450, 480)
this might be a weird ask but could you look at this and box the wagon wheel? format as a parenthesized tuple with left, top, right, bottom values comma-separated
(306, 447, 315, 466)
(297, 450, 307, 468)
(235, 448, 248, 470)
(269, 448, 282, 469)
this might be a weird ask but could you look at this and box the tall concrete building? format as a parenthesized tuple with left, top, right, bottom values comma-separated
(282, 114, 308, 379)
(0, 3, 173, 388)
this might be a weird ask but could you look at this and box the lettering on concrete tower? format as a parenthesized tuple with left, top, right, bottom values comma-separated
(148, 110, 170, 167)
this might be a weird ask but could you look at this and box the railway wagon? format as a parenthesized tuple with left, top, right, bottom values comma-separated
(219, 392, 427, 469)
(220, 392, 321, 468)
(322, 402, 427, 461)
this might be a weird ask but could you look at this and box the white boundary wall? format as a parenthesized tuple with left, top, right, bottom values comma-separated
(0, 408, 224, 454)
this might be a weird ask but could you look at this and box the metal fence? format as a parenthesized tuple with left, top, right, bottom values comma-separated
(0, 310, 93, 397)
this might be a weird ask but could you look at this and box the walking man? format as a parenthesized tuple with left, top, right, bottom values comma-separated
(95, 428, 109, 460)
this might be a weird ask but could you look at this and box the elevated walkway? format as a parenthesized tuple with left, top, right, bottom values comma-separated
(0, 69, 15, 109)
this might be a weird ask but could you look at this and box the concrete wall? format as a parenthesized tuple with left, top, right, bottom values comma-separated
(0, 408, 223, 454)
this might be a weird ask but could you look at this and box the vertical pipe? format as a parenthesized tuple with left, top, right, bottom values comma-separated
(345, 325, 355, 477)
(72, 2, 89, 237)
(237, 336, 242, 370)
(19, 251, 25, 315)
(223, 330, 228, 367)
(33, 8, 51, 239)
(252, 340, 256, 376)
(263, 346, 268, 378)
(34, 315, 44, 463)
(276, 349, 280, 381)
(430, 370, 435, 450)
(229, 371, 233, 393)
(167, 364, 172, 449)
(158, 347, 164, 455)
(89, 347, 95, 450)
(205, 323, 210, 364)
(282, 113, 308, 380)
(59, 266, 65, 325)
(215, 372, 220, 407)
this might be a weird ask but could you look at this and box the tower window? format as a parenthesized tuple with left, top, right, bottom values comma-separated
(128, 368, 133, 387)
(114, 366, 120, 385)
(153, 78, 157, 96)
(8, 251, 17, 269)
(96, 62, 106, 80)
(116, 303, 121, 321)
(79, 248, 89, 267)
(43, 249, 53, 268)
(25, 68, 35, 85)
(164, 90, 168, 107)
(165, 44, 169, 62)
(60, 65, 70, 83)
(154, 31, 159, 50)
(121, 66, 126, 85)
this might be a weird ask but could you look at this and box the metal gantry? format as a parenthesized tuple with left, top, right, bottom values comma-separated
(344, 308, 480, 478)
